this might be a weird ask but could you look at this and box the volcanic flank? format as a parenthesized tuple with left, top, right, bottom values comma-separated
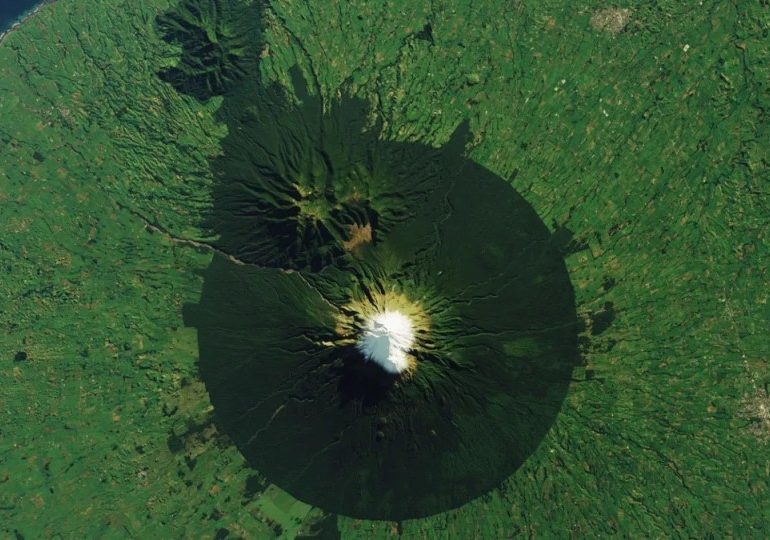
(182, 90, 579, 519)
(164, 0, 579, 521)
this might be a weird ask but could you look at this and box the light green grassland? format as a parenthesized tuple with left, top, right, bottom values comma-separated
(0, 0, 769, 537)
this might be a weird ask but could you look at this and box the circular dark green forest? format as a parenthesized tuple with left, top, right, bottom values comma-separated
(184, 76, 578, 519)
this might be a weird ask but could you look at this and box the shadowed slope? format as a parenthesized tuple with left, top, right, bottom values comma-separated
(161, 0, 579, 520)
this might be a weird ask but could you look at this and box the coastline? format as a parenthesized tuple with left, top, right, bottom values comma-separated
(0, 0, 56, 46)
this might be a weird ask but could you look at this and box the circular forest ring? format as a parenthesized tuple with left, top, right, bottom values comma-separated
(165, 0, 579, 521)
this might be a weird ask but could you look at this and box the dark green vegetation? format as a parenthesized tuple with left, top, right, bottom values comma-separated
(206, 72, 459, 272)
(180, 41, 577, 515)
(161, 3, 577, 519)
(1, 0, 769, 537)
(157, 0, 263, 100)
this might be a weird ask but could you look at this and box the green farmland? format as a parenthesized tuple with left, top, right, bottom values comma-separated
(0, 1, 769, 537)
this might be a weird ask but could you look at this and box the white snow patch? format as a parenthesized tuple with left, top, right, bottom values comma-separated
(356, 311, 415, 374)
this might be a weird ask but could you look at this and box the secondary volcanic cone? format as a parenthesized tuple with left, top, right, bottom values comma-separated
(204, 71, 453, 272)
(183, 86, 578, 521)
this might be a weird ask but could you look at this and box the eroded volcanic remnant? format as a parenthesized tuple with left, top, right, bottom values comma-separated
(164, 0, 579, 521)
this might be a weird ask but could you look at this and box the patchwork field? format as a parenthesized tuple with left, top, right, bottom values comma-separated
(1, 0, 768, 537)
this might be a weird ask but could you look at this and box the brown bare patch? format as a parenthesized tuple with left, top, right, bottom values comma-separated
(590, 7, 632, 35)
(342, 223, 373, 252)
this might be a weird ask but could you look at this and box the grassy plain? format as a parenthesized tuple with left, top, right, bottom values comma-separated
(0, 0, 769, 537)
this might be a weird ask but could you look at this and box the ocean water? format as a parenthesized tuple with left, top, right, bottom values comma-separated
(0, 0, 42, 34)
